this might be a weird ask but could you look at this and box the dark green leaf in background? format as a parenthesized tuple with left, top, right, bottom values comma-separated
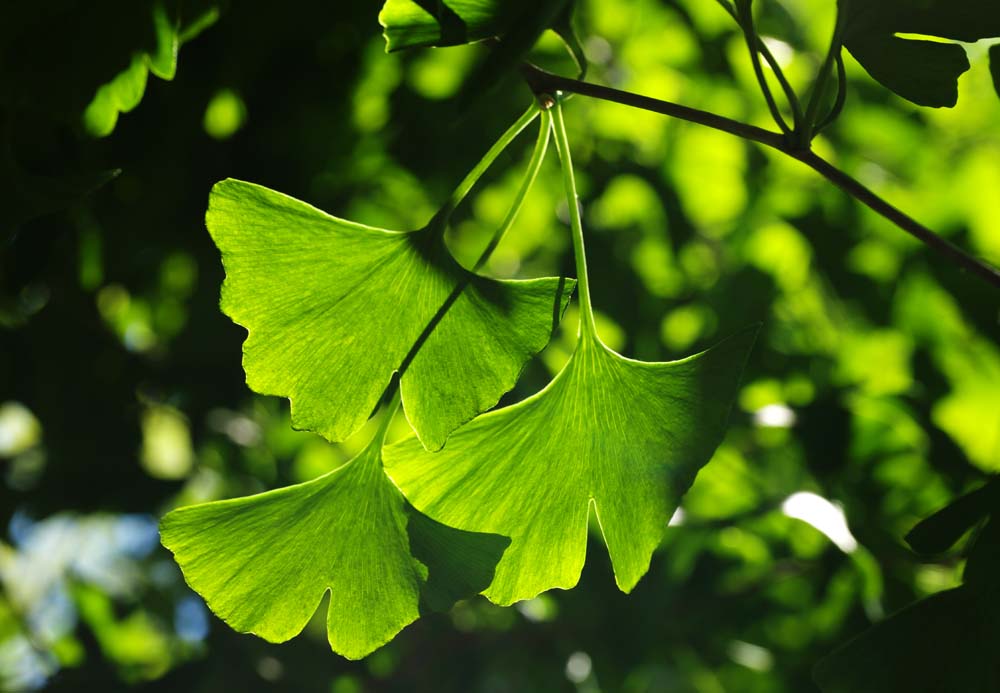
(815, 482, 1000, 692)
(840, 0, 1000, 107)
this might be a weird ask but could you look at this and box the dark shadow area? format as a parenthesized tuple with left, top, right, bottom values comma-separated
(390, 229, 571, 390)
(815, 478, 1000, 692)
(412, 0, 469, 46)
(406, 503, 511, 614)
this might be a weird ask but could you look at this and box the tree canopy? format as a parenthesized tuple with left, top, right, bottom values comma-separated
(1, 1, 998, 691)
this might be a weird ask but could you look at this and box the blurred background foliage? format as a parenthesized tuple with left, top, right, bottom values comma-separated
(0, 0, 998, 690)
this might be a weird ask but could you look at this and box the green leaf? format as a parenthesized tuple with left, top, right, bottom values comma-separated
(206, 179, 575, 450)
(379, 1, 586, 111)
(384, 326, 757, 605)
(816, 492, 1000, 692)
(160, 429, 510, 660)
(379, 0, 521, 52)
(840, 0, 1000, 107)
(82, 1, 218, 137)
(379, 0, 584, 77)
(905, 478, 1000, 554)
(814, 586, 1000, 692)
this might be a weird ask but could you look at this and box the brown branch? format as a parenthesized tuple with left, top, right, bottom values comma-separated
(520, 63, 1000, 290)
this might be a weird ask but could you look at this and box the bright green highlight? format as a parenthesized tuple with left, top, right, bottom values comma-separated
(83, 1, 219, 136)
(379, 0, 519, 52)
(384, 103, 757, 605)
(206, 112, 574, 450)
(203, 89, 247, 140)
(161, 397, 510, 660)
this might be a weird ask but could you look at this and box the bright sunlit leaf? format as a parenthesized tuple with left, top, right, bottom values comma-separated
(161, 433, 510, 659)
(206, 179, 575, 450)
(385, 326, 756, 604)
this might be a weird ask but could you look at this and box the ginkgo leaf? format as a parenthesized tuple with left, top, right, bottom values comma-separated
(207, 179, 574, 451)
(379, 0, 585, 87)
(840, 0, 1000, 107)
(379, 0, 517, 51)
(160, 428, 510, 660)
(383, 326, 757, 605)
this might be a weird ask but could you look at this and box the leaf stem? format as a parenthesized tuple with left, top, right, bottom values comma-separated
(520, 63, 1000, 289)
(374, 386, 402, 449)
(472, 109, 551, 272)
(736, 0, 792, 135)
(434, 104, 540, 226)
(756, 38, 803, 130)
(715, 0, 803, 134)
(800, 9, 845, 145)
(814, 53, 847, 135)
(550, 101, 598, 339)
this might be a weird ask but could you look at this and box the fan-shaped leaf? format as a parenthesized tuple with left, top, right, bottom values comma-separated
(160, 436, 510, 659)
(384, 327, 757, 605)
(840, 0, 1000, 107)
(207, 179, 574, 450)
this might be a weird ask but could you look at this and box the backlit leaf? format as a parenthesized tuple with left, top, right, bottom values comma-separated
(161, 432, 510, 659)
(207, 179, 575, 450)
(384, 326, 757, 604)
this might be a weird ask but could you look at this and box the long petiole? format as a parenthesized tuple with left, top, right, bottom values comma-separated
(472, 109, 551, 273)
(756, 38, 803, 130)
(433, 103, 540, 227)
(801, 7, 846, 144)
(717, 0, 802, 131)
(550, 100, 598, 341)
(736, 0, 792, 135)
(521, 64, 1000, 289)
(814, 53, 847, 135)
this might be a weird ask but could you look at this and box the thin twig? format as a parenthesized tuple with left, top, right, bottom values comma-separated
(815, 53, 847, 135)
(520, 63, 1000, 289)
(736, 0, 792, 135)
(755, 38, 803, 130)
(793, 151, 1000, 288)
(520, 63, 784, 149)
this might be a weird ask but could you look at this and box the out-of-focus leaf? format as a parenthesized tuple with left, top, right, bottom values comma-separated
(0, 0, 219, 131)
(206, 179, 574, 450)
(161, 432, 510, 659)
(82, 1, 219, 136)
(840, 0, 1000, 107)
(380, 0, 520, 51)
(906, 479, 1000, 554)
(814, 586, 1000, 692)
(817, 489, 1000, 692)
(385, 326, 757, 605)
(379, 0, 585, 96)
